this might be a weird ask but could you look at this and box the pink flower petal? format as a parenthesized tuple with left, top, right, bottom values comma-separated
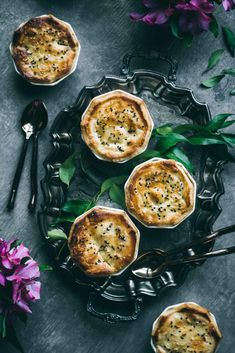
(129, 12, 146, 21)
(16, 299, 32, 314)
(25, 281, 41, 301)
(7, 259, 40, 281)
(9, 243, 30, 264)
(191, 0, 215, 13)
(222, 0, 235, 11)
(2, 257, 13, 269)
(12, 281, 21, 303)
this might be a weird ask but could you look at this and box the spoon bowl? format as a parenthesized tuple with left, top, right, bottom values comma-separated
(132, 224, 235, 279)
(21, 99, 48, 136)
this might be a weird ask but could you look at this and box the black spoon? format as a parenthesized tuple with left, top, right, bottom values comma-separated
(7, 100, 48, 210)
(27, 100, 48, 212)
(132, 224, 235, 279)
(132, 246, 235, 279)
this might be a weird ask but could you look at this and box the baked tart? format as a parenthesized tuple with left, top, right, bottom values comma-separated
(151, 302, 222, 353)
(10, 14, 80, 85)
(68, 206, 140, 277)
(125, 158, 196, 228)
(80, 90, 153, 163)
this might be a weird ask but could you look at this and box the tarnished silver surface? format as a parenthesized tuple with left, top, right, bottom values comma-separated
(39, 61, 225, 322)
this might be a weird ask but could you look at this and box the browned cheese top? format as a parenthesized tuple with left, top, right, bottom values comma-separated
(11, 15, 79, 84)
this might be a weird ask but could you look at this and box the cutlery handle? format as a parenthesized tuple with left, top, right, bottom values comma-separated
(28, 135, 38, 212)
(7, 139, 29, 210)
(167, 224, 235, 257)
(166, 246, 235, 267)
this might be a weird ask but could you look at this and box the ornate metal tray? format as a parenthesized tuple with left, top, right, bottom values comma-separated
(38, 52, 225, 323)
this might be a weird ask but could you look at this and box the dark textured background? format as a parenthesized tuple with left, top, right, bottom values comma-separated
(0, 1, 235, 352)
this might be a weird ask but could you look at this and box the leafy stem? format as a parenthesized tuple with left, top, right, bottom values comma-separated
(52, 112, 235, 237)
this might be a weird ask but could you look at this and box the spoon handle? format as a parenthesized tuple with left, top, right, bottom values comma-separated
(167, 224, 235, 257)
(164, 246, 235, 268)
(7, 139, 29, 210)
(28, 134, 38, 212)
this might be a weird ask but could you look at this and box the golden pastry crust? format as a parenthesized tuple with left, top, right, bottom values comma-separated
(11, 15, 79, 84)
(68, 206, 140, 277)
(80, 90, 153, 163)
(125, 158, 196, 228)
(151, 302, 222, 353)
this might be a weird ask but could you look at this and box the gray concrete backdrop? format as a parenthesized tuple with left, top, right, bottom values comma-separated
(0, 1, 234, 352)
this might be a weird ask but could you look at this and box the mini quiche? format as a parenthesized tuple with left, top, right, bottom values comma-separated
(68, 206, 140, 277)
(10, 15, 80, 85)
(125, 158, 196, 228)
(151, 302, 222, 353)
(80, 90, 154, 163)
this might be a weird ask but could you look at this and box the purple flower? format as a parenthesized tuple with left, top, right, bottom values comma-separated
(190, 0, 215, 13)
(130, 0, 174, 25)
(0, 239, 41, 314)
(12, 280, 41, 314)
(0, 239, 13, 270)
(7, 259, 40, 282)
(176, 0, 215, 35)
(222, 0, 235, 11)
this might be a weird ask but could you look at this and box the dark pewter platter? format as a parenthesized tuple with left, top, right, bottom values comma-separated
(38, 53, 225, 323)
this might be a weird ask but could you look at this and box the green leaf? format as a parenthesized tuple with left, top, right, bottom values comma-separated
(222, 68, 235, 76)
(206, 113, 233, 131)
(205, 49, 224, 72)
(222, 119, 235, 128)
(221, 133, 235, 146)
(173, 124, 204, 134)
(157, 133, 188, 152)
(39, 264, 53, 271)
(0, 314, 6, 339)
(62, 200, 93, 215)
(109, 184, 126, 209)
(100, 175, 128, 194)
(154, 125, 173, 136)
(166, 116, 234, 134)
(165, 147, 193, 173)
(151, 124, 173, 138)
(20, 256, 31, 265)
(188, 135, 227, 146)
(209, 16, 219, 38)
(51, 214, 76, 225)
(59, 153, 76, 186)
(230, 87, 235, 96)
(47, 229, 67, 240)
(5, 321, 24, 353)
(223, 26, 235, 57)
(170, 17, 182, 39)
(10, 239, 22, 250)
(201, 75, 225, 88)
(132, 149, 162, 165)
(182, 32, 193, 47)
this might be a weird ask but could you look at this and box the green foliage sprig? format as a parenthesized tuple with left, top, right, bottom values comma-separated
(49, 113, 235, 240)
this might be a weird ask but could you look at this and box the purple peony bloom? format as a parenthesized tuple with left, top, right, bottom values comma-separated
(7, 259, 40, 282)
(222, 0, 235, 11)
(130, 0, 234, 40)
(130, 0, 174, 25)
(176, 0, 215, 35)
(0, 239, 41, 314)
(11, 279, 41, 313)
